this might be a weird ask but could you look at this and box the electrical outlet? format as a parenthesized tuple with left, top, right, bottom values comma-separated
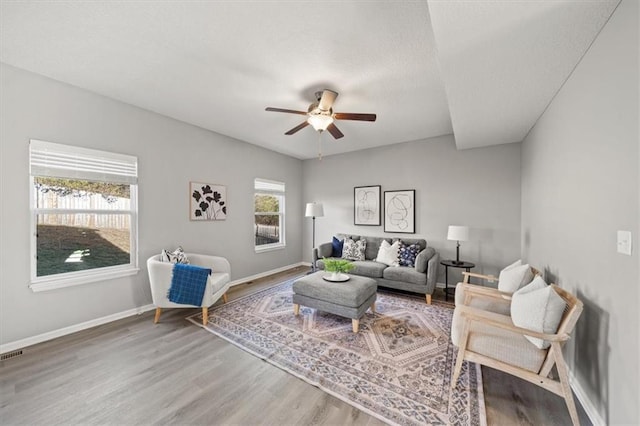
(617, 230, 632, 256)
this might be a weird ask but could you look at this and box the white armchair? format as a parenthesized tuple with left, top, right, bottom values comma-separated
(147, 253, 231, 325)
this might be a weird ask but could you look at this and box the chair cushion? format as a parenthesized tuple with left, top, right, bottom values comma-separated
(451, 307, 547, 373)
(498, 262, 533, 292)
(511, 277, 567, 349)
(375, 240, 400, 266)
(342, 238, 366, 261)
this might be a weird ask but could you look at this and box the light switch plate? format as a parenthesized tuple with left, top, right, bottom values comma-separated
(617, 230, 632, 256)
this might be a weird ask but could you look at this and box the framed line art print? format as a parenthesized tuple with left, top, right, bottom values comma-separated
(354, 185, 381, 226)
(384, 189, 415, 233)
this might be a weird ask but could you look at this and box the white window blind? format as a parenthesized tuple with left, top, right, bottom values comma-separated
(255, 178, 285, 193)
(30, 139, 138, 184)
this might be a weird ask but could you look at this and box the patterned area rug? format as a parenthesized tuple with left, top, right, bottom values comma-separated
(187, 279, 486, 426)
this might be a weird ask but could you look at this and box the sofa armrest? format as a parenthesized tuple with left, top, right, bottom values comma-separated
(413, 247, 438, 295)
(313, 242, 334, 265)
(426, 250, 439, 295)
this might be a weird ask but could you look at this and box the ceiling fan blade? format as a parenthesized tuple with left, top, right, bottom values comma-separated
(326, 123, 344, 139)
(266, 107, 308, 115)
(285, 121, 310, 135)
(334, 112, 377, 122)
(318, 90, 338, 111)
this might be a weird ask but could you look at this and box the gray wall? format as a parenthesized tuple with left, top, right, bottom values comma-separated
(0, 64, 303, 344)
(302, 134, 523, 284)
(521, 1, 639, 424)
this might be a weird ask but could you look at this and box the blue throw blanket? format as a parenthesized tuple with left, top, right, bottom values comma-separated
(168, 264, 211, 306)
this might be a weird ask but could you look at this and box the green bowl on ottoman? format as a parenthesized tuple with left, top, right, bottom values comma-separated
(292, 271, 377, 333)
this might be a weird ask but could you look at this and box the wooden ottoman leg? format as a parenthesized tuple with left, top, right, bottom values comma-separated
(293, 303, 300, 316)
(371, 301, 376, 313)
(352, 319, 359, 333)
(154, 307, 162, 324)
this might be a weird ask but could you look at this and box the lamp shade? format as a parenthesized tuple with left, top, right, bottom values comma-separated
(447, 225, 469, 242)
(305, 202, 324, 218)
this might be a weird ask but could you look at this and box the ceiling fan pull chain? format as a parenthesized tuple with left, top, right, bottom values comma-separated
(318, 131, 323, 161)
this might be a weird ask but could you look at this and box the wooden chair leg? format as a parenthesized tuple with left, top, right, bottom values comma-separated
(222, 292, 228, 303)
(352, 319, 359, 333)
(426, 294, 432, 305)
(154, 307, 162, 324)
(552, 342, 580, 426)
(202, 307, 208, 326)
(293, 303, 300, 316)
(452, 317, 471, 388)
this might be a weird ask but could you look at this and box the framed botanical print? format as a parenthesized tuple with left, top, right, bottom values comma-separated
(190, 182, 227, 220)
(384, 189, 415, 233)
(354, 185, 381, 226)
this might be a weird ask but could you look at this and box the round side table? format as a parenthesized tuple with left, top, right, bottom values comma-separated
(440, 260, 475, 301)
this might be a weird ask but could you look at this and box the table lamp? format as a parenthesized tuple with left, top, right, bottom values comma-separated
(447, 225, 469, 265)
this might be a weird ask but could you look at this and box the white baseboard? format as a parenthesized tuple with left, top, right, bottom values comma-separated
(0, 304, 155, 355)
(229, 262, 309, 287)
(570, 371, 605, 426)
(1, 263, 309, 355)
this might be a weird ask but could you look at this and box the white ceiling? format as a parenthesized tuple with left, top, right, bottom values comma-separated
(0, 1, 620, 159)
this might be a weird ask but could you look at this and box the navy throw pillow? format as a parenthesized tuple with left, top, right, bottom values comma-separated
(331, 236, 344, 257)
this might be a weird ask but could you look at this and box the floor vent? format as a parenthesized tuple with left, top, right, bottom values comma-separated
(1, 350, 23, 361)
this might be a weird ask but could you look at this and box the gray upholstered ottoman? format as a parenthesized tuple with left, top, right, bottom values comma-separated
(292, 271, 377, 333)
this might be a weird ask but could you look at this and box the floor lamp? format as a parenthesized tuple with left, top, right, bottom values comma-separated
(305, 202, 324, 272)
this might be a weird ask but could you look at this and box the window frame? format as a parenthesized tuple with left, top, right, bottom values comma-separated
(254, 178, 286, 253)
(29, 140, 139, 292)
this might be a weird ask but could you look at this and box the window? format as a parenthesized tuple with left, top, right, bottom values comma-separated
(254, 178, 285, 251)
(29, 140, 138, 291)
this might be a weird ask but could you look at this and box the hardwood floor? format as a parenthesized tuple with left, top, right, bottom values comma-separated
(0, 266, 590, 425)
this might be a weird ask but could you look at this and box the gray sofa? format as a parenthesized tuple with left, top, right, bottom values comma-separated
(313, 233, 439, 304)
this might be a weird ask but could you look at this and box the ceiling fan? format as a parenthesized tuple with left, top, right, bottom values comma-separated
(265, 89, 376, 139)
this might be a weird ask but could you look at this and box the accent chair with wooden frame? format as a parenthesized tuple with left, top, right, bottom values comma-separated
(147, 253, 231, 326)
(451, 284, 584, 426)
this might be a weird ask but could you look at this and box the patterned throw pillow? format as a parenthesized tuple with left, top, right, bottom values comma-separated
(398, 240, 420, 267)
(160, 246, 190, 264)
(342, 238, 366, 261)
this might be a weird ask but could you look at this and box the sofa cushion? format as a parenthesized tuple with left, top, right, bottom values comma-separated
(511, 277, 567, 349)
(383, 266, 427, 286)
(397, 240, 421, 267)
(350, 260, 387, 278)
(342, 238, 366, 261)
(331, 236, 344, 257)
(375, 240, 400, 266)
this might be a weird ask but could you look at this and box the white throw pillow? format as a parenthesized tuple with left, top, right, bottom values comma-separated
(342, 238, 366, 261)
(511, 276, 567, 349)
(498, 262, 534, 293)
(375, 240, 400, 266)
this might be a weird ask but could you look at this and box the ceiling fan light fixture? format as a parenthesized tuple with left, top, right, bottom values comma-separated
(307, 114, 334, 131)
